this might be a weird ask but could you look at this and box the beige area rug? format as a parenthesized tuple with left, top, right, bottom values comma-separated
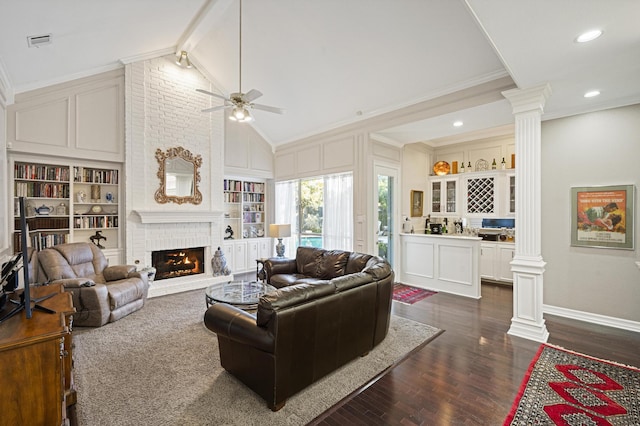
(73, 288, 442, 426)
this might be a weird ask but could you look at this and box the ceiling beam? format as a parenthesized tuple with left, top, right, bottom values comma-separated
(176, 0, 235, 54)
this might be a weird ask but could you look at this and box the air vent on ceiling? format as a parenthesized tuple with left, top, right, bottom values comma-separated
(27, 34, 52, 48)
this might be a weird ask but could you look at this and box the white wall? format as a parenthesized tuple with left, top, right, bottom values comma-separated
(401, 143, 431, 231)
(541, 104, 640, 323)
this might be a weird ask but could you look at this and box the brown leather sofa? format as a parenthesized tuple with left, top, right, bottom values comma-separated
(33, 242, 149, 327)
(204, 246, 394, 411)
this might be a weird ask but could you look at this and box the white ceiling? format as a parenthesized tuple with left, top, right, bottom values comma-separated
(1, 0, 638, 147)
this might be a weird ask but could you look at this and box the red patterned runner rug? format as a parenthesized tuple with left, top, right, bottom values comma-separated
(504, 343, 640, 425)
(392, 283, 437, 305)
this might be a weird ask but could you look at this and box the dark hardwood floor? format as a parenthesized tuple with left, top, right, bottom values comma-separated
(310, 283, 640, 425)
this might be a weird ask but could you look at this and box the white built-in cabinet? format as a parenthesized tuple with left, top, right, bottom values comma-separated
(11, 158, 123, 265)
(430, 177, 458, 215)
(480, 242, 514, 283)
(428, 170, 515, 218)
(223, 238, 273, 275)
(222, 176, 273, 275)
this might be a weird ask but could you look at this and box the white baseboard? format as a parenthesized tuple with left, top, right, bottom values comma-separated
(544, 304, 640, 333)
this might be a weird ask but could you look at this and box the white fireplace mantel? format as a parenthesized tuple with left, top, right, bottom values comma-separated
(133, 210, 223, 224)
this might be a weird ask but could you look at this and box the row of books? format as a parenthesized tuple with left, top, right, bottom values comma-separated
(223, 179, 243, 192)
(243, 212, 263, 223)
(74, 216, 118, 229)
(243, 193, 265, 203)
(14, 231, 70, 252)
(14, 182, 70, 198)
(223, 180, 265, 194)
(73, 167, 119, 184)
(243, 182, 265, 193)
(14, 163, 71, 182)
(224, 192, 242, 203)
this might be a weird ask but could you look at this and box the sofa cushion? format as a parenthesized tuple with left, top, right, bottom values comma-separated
(270, 273, 308, 288)
(317, 250, 349, 279)
(295, 247, 323, 276)
(346, 252, 373, 274)
(362, 256, 392, 280)
(331, 272, 373, 292)
(256, 282, 335, 326)
(106, 278, 148, 309)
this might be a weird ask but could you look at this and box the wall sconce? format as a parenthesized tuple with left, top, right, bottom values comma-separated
(175, 51, 192, 69)
(269, 224, 291, 257)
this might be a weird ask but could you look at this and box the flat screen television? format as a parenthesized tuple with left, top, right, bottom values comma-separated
(0, 197, 36, 323)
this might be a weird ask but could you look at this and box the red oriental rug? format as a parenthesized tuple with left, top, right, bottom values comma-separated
(392, 283, 437, 305)
(504, 344, 640, 425)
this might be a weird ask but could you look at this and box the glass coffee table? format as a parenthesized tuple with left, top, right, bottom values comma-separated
(205, 280, 276, 311)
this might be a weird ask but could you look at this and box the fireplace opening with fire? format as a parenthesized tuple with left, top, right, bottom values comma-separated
(152, 247, 205, 281)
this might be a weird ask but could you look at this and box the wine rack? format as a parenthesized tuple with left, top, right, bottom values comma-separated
(466, 177, 495, 214)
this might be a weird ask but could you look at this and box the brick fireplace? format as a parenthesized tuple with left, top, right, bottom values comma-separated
(152, 246, 205, 281)
(124, 55, 229, 298)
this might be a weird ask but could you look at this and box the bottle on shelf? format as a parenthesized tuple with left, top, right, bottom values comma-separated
(467, 161, 472, 172)
(491, 158, 497, 170)
(460, 162, 465, 173)
(501, 157, 507, 170)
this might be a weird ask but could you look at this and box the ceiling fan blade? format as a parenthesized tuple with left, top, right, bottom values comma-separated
(242, 89, 263, 102)
(196, 88, 229, 101)
(201, 104, 232, 113)
(252, 103, 285, 114)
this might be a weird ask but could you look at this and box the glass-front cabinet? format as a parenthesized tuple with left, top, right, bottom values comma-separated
(508, 173, 515, 215)
(429, 177, 458, 216)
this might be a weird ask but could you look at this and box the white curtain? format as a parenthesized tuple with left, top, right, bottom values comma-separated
(274, 180, 299, 257)
(323, 172, 353, 250)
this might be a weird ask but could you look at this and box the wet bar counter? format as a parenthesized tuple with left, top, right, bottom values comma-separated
(399, 233, 482, 299)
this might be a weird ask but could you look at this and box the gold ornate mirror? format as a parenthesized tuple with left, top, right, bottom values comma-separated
(154, 147, 203, 205)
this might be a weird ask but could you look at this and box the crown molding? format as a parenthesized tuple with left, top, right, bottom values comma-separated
(119, 46, 176, 65)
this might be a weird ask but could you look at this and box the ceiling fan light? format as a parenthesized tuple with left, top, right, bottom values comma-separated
(230, 106, 253, 122)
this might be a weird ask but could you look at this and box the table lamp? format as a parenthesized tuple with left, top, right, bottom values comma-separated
(269, 224, 291, 257)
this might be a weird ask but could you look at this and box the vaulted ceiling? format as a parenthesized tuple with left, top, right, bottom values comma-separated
(1, 0, 638, 147)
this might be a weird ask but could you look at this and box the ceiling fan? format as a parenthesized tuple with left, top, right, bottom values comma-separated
(197, 0, 284, 122)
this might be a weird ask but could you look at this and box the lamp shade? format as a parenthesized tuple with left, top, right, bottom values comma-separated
(269, 224, 291, 238)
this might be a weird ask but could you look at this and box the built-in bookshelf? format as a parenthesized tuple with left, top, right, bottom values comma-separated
(223, 178, 266, 239)
(12, 160, 121, 254)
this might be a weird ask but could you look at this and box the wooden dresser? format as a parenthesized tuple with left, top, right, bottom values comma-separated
(0, 283, 76, 425)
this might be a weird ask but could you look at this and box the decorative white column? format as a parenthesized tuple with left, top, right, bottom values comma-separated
(502, 84, 551, 342)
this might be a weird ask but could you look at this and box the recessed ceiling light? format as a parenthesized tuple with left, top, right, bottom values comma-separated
(584, 90, 600, 98)
(576, 29, 602, 43)
(453, 121, 463, 127)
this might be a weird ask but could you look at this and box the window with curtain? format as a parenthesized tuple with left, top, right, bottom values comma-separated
(275, 172, 353, 252)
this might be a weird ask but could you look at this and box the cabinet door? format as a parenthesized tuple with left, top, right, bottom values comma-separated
(445, 179, 457, 214)
(222, 243, 235, 271)
(431, 181, 441, 213)
(497, 246, 515, 282)
(508, 174, 515, 215)
(258, 238, 273, 259)
(247, 240, 259, 264)
(480, 243, 496, 279)
(234, 241, 247, 272)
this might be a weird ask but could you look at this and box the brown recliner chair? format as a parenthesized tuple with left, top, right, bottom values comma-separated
(35, 242, 149, 327)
